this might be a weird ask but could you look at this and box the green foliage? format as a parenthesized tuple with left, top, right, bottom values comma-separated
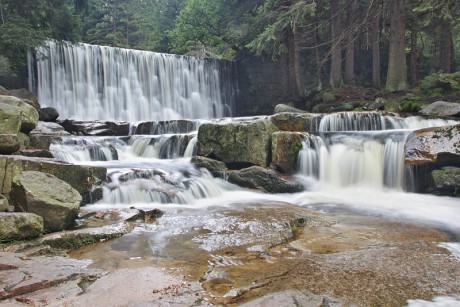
(416, 72, 460, 96)
(246, 0, 317, 60)
(167, 0, 234, 59)
(0, 0, 80, 76)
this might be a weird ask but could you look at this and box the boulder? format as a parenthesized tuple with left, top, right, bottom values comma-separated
(191, 156, 227, 177)
(0, 102, 22, 134)
(10, 171, 82, 231)
(227, 166, 304, 193)
(40, 107, 59, 122)
(0, 134, 20, 154)
(198, 120, 279, 168)
(427, 167, 460, 196)
(0, 155, 107, 198)
(0, 86, 8, 95)
(270, 112, 319, 132)
(17, 132, 30, 149)
(8, 88, 40, 108)
(273, 104, 307, 114)
(405, 124, 460, 166)
(272, 132, 307, 174)
(28, 121, 70, 150)
(14, 149, 54, 158)
(366, 97, 386, 111)
(0, 195, 9, 212)
(135, 120, 198, 135)
(60, 120, 130, 136)
(0, 212, 44, 242)
(420, 101, 460, 118)
(0, 96, 39, 133)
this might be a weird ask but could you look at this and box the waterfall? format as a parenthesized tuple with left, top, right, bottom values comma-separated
(311, 112, 457, 132)
(29, 40, 236, 121)
(298, 131, 412, 190)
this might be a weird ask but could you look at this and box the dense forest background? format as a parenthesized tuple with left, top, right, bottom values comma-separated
(0, 0, 459, 114)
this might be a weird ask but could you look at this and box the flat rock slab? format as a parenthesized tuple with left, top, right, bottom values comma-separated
(0, 252, 104, 300)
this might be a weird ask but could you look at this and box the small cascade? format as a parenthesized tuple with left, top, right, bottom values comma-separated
(29, 40, 236, 121)
(128, 134, 195, 159)
(311, 112, 458, 132)
(50, 137, 125, 163)
(184, 136, 198, 158)
(134, 119, 201, 135)
(298, 131, 412, 190)
(102, 167, 226, 205)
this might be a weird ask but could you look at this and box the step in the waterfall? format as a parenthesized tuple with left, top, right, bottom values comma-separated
(133, 120, 201, 135)
(127, 134, 197, 159)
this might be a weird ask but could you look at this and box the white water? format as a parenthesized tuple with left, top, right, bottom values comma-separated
(30, 41, 236, 121)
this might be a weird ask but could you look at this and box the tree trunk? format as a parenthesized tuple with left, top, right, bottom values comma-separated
(330, 0, 342, 89)
(409, 21, 418, 86)
(293, 30, 304, 95)
(372, 9, 381, 89)
(439, 20, 452, 73)
(344, 0, 356, 85)
(385, 0, 407, 92)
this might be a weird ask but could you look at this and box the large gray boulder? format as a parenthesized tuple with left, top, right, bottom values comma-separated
(273, 104, 307, 114)
(0, 212, 44, 242)
(227, 166, 304, 193)
(405, 124, 460, 166)
(191, 156, 227, 177)
(40, 107, 59, 122)
(420, 101, 460, 118)
(0, 102, 22, 134)
(0, 86, 8, 95)
(28, 121, 70, 150)
(427, 166, 460, 196)
(0, 155, 106, 202)
(10, 171, 82, 232)
(198, 120, 278, 167)
(272, 132, 307, 174)
(0, 134, 20, 154)
(0, 96, 39, 133)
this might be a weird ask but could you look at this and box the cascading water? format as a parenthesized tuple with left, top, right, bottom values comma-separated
(29, 41, 237, 121)
(299, 114, 457, 190)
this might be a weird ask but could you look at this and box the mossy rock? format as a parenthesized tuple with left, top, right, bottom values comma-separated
(0, 96, 39, 133)
(43, 233, 124, 251)
(0, 212, 44, 243)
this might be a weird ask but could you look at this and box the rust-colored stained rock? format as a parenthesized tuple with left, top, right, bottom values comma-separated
(405, 124, 460, 165)
(270, 112, 319, 132)
(271, 131, 308, 174)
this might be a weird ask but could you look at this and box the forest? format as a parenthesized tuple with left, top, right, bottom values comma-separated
(0, 0, 459, 111)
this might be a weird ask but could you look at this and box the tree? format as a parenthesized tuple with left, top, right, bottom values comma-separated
(0, 0, 80, 77)
(385, 0, 407, 92)
(344, 0, 356, 85)
(329, 0, 342, 88)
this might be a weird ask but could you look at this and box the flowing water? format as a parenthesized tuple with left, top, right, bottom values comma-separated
(29, 40, 237, 121)
(30, 42, 460, 305)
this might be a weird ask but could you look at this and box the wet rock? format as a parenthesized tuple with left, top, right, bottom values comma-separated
(28, 121, 70, 149)
(40, 107, 59, 122)
(10, 171, 82, 231)
(17, 132, 30, 150)
(0, 195, 8, 212)
(427, 166, 460, 196)
(270, 112, 319, 132)
(240, 290, 342, 307)
(0, 134, 20, 154)
(273, 104, 307, 114)
(14, 149, 54, 158)
(191, 156, 227, 177)
(0, 102, 21, 134)
(366, 97, 386, 111)
(0, 155, 107, 197)
(271, 131, 307, 174)
(0, 96, 39, 133)
(59, 119, 130, 136)
(198, 120, 278, 168)
(125, 208, 164, 223)
(405, 124, 460, 166)
(0, 213, 44, 242)
(135, 119, 198, 135)
(0, 252, 104, 300)
(420, 101, 460, 118)
(0, 86, 8, 95)
(227, 166, 304, 193)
